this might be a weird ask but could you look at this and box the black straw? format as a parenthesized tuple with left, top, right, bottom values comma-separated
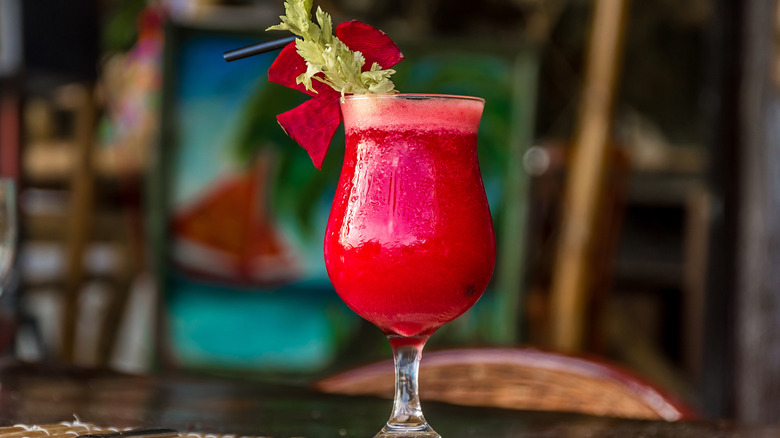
(223, 36, 298, 62)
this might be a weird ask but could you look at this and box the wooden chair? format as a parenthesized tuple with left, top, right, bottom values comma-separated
(523, 141, 630, 353)
(20, 81, 142, 365)
(315, 348, 695, 421)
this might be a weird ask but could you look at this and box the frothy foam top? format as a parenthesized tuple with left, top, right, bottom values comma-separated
(341, 95, 484, 133)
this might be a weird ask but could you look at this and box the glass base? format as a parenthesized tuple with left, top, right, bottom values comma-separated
(374, 423, 441, 438)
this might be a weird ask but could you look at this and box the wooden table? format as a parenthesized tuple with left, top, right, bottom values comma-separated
(0, 360, 775, 438)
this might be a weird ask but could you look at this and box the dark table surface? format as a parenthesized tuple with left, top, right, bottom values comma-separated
(0, 360, 776, 438)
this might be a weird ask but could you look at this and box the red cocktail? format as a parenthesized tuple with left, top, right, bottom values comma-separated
(324, 94, 495, 437)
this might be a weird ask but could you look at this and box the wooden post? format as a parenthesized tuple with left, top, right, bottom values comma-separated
(548, 0, 629, 352)
(734, 0, 780, 423)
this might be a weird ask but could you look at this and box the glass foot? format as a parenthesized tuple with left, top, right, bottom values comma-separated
(374, 422, 441, 438)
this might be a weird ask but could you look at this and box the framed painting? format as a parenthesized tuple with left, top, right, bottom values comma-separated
(152, 23, 357, 374)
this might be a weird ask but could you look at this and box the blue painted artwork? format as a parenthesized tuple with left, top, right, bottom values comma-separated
(162, 30, 357, 373)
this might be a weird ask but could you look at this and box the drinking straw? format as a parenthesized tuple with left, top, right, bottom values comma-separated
(223, 36, 298, 62)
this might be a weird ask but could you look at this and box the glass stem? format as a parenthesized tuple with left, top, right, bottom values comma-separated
(376, 336, 439, 437)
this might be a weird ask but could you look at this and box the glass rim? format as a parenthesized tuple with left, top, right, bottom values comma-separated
(343, 93, 485, 104)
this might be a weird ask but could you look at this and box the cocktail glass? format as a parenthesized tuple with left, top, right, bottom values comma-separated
(324, 94, 496, 437)
(0, 179, 16, 298)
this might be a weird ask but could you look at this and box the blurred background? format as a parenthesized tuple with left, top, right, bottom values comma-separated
(0, 0, 775, 426)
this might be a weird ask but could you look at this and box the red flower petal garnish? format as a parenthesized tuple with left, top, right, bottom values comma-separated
(268, 20, 404, 168)
(336, 20, 404, 70)
(276, 95, 341, 169)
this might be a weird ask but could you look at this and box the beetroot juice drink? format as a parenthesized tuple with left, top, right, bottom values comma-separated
(325, 95, 494, 437)
(325, 94, 496, 337)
